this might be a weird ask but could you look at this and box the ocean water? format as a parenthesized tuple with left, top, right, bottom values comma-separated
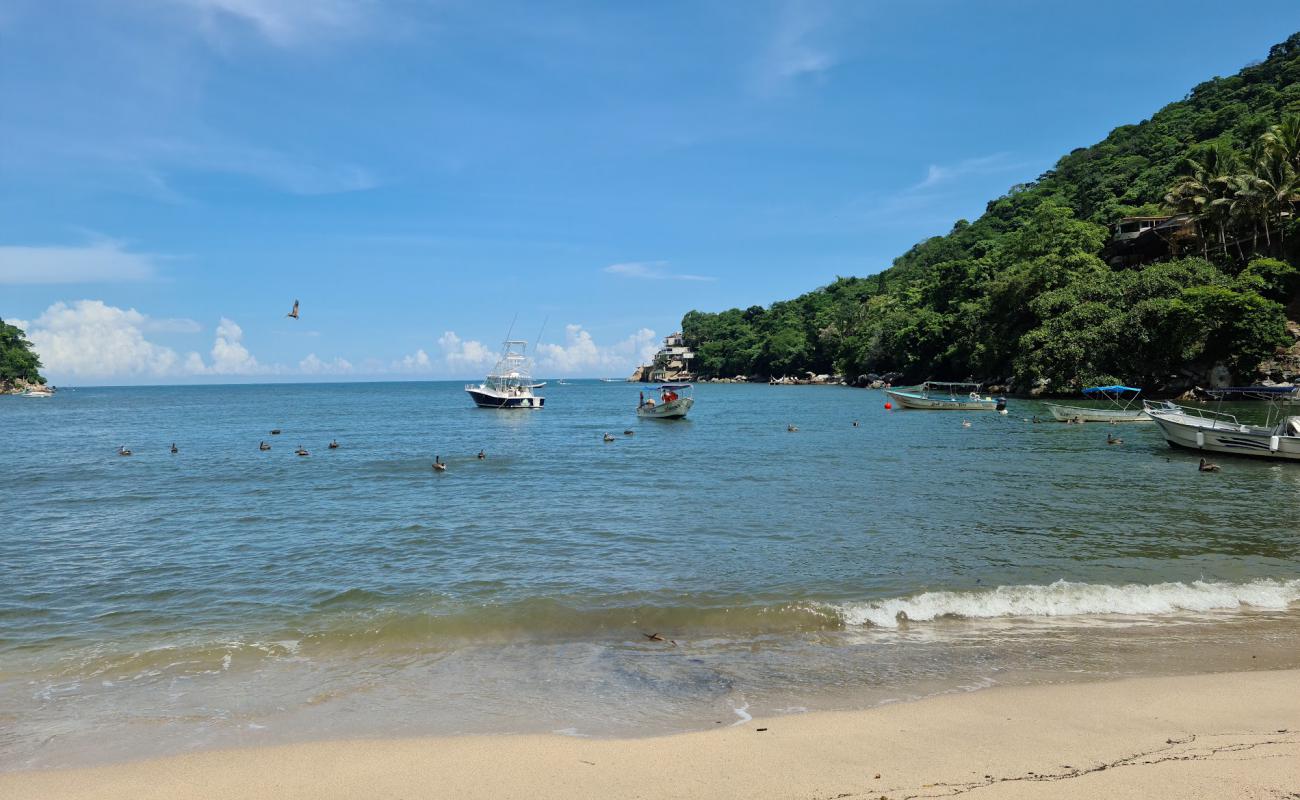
(3, 381, 1300, 769)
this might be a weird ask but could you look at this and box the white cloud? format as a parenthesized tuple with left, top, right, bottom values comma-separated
(535, 324, 658, 375)
(391, 348, 434, 373)
(603, 261, 714, 282)
(168, 0, 376, 47)
(0, 241, 157, 284)
(437, 331, 497, 371)
(753, 0, 838, 96)
(207, 316, 265, 375)
(910, 153, 1026, 192)
(144, 317, 203, 334)
(22, 300, 189, 379)
(299, 352, 354, 374)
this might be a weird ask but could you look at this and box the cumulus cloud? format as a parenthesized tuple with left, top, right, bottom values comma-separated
(21, 300, 190, 378)
(535, 324, 658, 375)
(391, 348, 434, 373)
(299, 352, 353, 375)
(437, 331, 497, 371)
(17, 301, 278, 381)
(0, 241, 157, 284)
(603, 261, 714, 282)
(208, 317, 264, 374)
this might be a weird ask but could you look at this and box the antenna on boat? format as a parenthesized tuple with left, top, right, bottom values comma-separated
(532, 316, 549, 354)
(504, 312, 518, 343)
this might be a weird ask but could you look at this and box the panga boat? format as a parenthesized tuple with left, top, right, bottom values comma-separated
(884, 382, 1005, 411)
(20, 386, 53, 398)
(1044, 385, 1151, 423)
(637, 384, 693, 419)
(465, 340, 545, 409)
(1145, 396, 1300, 461)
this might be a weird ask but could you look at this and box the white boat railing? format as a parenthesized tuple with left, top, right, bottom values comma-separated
(1145, 401, 1248, 430)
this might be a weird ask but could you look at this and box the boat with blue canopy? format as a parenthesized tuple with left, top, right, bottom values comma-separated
(1044, 385, 1150, 423)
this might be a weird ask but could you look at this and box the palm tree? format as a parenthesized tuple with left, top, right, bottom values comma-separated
(1262, 116, 1300, 170)
(1167, 142, 1239, 260)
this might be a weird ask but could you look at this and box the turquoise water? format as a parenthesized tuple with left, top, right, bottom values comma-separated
(3, 382, 1300, 768)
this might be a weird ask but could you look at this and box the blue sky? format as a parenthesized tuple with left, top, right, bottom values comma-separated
(2, 1, 1297, 383)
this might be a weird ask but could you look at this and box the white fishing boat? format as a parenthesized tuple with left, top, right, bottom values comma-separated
(1145, 394, 1300, 461)
(465, 340, 545, 409)
(637, 384, 693, 419)
(1045, 385, 1151, 423)
(884, 382, 1005, 411)
(20, 386, 53, 398)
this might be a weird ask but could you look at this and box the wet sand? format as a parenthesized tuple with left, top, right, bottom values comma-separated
(4, 669, 1297, 799)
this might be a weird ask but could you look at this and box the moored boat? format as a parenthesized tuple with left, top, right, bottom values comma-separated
(465, 340, 545, 409)
(1045, 385, 1151, 423)
(884, 382, 1005, 411)
(20, 386, 54, 398)
(637, 384, 694, 419)
(1145, 398, 1300, 461)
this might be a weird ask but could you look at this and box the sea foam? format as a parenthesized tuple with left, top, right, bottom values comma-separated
(831, 578, 1300, 628)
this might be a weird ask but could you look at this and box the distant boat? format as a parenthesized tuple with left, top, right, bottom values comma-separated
(20, 387, 53, 398)
(600, 378, 622, 383)
(1045, 385, 1151, 423)
(556, 379, 569, 386)
(637, 384, 694, 419)
(884, 382, 1004, 411)
(1146, 394, 1300, 461)
(466, 340, 545, 409)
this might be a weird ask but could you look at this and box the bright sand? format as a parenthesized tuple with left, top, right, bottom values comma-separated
(4, 669, 1297, 799)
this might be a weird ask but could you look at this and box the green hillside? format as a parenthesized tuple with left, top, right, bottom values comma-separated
(682, 34, 1300, 392)
(0, 319, 46, 390)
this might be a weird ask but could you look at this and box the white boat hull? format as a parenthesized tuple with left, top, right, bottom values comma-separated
(637, 396, 693, 419)
(1148, 408, 1300, 461)
(885, 389, 999, 411)
(1044, 403, 1151, 423)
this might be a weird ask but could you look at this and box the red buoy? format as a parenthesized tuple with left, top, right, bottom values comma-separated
(884, 402, 892, 410)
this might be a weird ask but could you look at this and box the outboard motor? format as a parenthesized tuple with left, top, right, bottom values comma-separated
(996, 396, 1007, 412)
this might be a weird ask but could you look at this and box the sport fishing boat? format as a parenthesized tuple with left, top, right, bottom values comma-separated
(1145, 393, 1300, 461)
(884, 381, 1005, 411)
(465, 340, 545, 409)
(1044, 385, 1151, 423)
(20, 386, 54, 398)
(637, 384, 694, 419)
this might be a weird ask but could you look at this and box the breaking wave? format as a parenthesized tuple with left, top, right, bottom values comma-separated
(831, 578, 1300, 628)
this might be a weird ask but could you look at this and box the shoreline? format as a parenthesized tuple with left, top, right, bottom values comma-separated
(5, 669, 1297, 799)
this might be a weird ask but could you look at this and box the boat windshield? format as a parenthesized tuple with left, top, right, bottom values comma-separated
(921, 381, 982, 397)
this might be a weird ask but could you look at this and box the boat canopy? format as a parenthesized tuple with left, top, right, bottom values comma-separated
(1082, 385, 1141, 395)
(659, 383, 692, 390)
(922, 381, 980, 390)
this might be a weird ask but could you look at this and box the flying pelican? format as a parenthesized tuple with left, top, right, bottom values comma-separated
(286, 299, 300, 319)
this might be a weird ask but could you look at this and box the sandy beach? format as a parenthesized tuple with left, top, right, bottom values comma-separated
(5, 669, 1297, 800)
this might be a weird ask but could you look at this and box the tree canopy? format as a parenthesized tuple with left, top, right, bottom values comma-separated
(0, 319, 46, 388)
(681, 34, 1300, 392)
